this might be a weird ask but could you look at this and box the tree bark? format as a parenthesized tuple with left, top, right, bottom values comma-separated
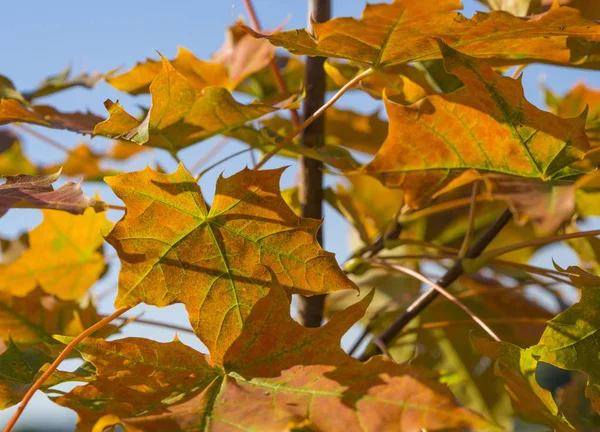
(296, 0, 331, 328)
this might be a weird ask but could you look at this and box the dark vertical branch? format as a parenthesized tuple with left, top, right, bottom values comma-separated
(296, 0, 331, 328)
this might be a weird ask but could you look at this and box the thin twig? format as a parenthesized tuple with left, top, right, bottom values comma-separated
(194, 148, 251, 181)
(106, 203, 126, 211)
(359, 208, 512, 361)
(479, 229, 600, 261)
(107, 315, 195, 334)
(242, 0, 301, 127)
(400, 196, 487, 224)
(399, 317, 548, 335)
(189, 137, 228, 175)
(371, 260, 501, 342)
(3, 307, 131, 432)
(459, 183, 478, 258)
(13, 124, 72, 154)
(254, 67, 375, 170)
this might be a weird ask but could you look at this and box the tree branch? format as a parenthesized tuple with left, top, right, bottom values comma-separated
(359, 208, 512, 360)
(296, 0, 330, 328)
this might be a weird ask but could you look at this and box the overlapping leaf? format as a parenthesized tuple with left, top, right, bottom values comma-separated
(54, 287, 495, 431)
(0, 171, 106, 217)
(362, 42, 589, 207)
(106, 165, 357, 363)
(472, 336, 575, 431)
(0, 338, 94, 410)
(244, 0, 600, 68)
(535, 272, 600, 414)
(95, 57, 283, 154)
(0, 99, 103, 134)
(0, 288, 114, 347)
(0, 209, 112, 300)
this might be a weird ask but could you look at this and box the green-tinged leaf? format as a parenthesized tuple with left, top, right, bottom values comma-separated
(243, 0, 600, 69)
(0, 170, 107, 217)
(95, 57, 282, 154)
(54, 287, 496, 431)
(22, 66, 104, 101)
(363, 42, 588, 207)
(0, 339, 52, 409)
(0, 209, 113, 299)
(472, 336, 575, 431)
(536, 280, 600, 414)
(105, 165, 357, 364)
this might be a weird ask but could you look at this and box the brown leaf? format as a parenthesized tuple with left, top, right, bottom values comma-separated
(0, 170, 107, 217)
(0, 99, 103, 134)
(55, 288, 496, 431)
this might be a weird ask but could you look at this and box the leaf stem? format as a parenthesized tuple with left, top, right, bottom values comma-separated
(400, 317, 548, 335)
(253, 66, 375, 170)
(242, 0, 301, 127)
(107, 315, 196, 334)
(370, 259, 501, 342)
(359, 208, 512, 361)
(194, 148, 252, 181)
(189, 137, 228, 175)
(479, 228, 600, 261)
(106, 203, 126, 211)
(13, 123, 72, 154)
(3, 307, 131, 432)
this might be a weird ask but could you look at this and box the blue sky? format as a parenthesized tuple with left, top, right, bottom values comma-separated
(2, 0, 600, 429)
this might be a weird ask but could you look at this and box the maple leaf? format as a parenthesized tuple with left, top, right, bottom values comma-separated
(243, 0, 600, 69)
(54, 288, 496, 431)
(535, 275, 600, 415)
(0, 338, 94, 410)
(105, 164, 357, 363)
(42, 144, 117, 181)
(107, 47, 229, 95)
(477, 0, 542, 16)
(362, 42, 589, 207)
(0, 209, 112, 300)
(95, 57, 282, 154)
(0, 288, 115, 347)
(0, 99, 103, 134)
(472, 336, 575, 431)
(545, 83, 600, 161)
(0, 130, 37, 176)
(0, 170, 107, 217)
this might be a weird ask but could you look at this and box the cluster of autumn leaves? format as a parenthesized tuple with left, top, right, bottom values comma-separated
(1, 0, 600, 430)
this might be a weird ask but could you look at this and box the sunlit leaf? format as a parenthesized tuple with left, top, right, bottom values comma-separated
(472, 336, 575, 431)
(0, 209, 112, 299)
(55, 288, 495, 431)
(363, 42, 588, 207)
(244, 0, 600, 69)
(0, 170, 107, 217)
(477, 0, 542, 16)
(95, 57, 282, 154)
(106, 165, 357, 363)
